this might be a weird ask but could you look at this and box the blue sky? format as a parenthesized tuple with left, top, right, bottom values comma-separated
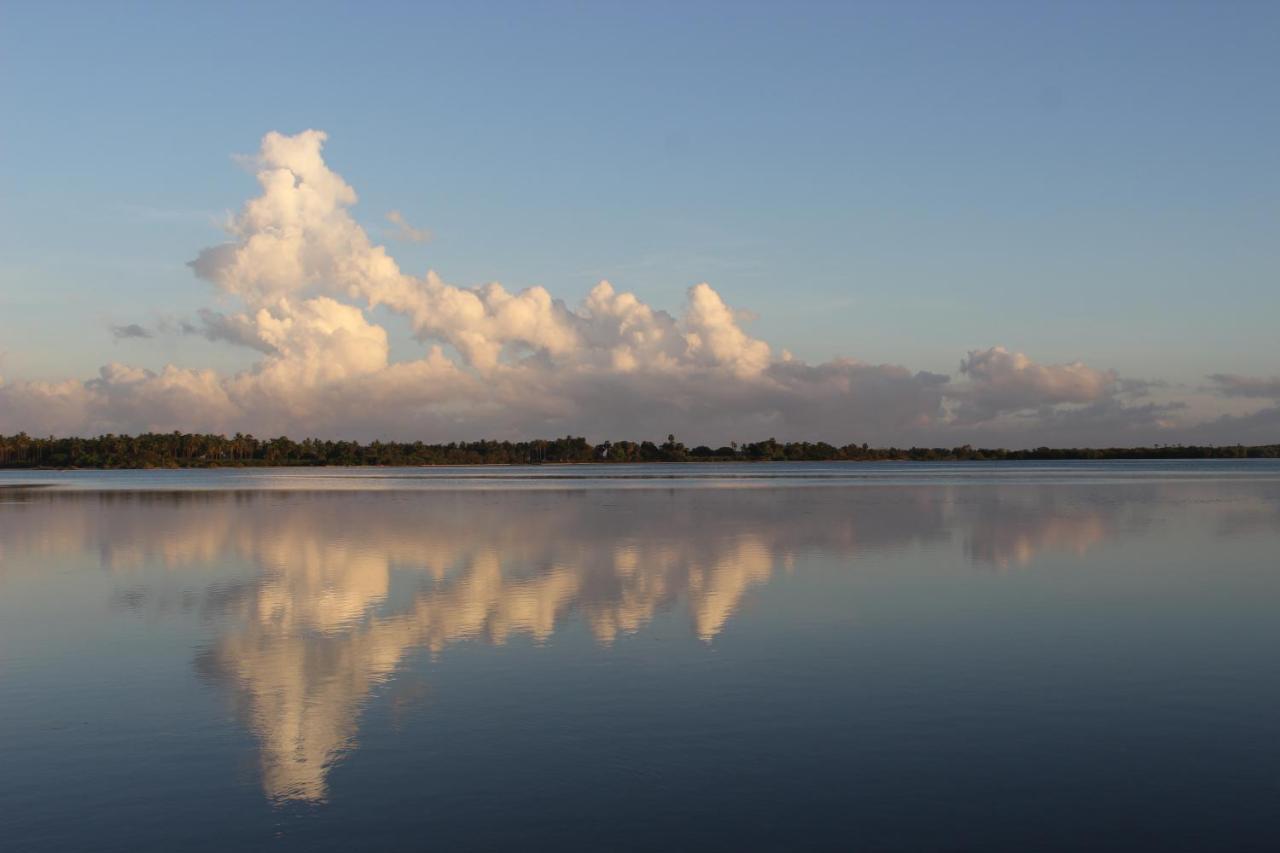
(1, 1, 1278, 443)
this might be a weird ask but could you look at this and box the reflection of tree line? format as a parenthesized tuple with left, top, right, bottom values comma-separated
(0, 485, 1176, 802)
(0, 483, 1162, 581)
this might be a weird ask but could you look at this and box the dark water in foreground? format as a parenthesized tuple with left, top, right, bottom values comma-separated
(2, 462, 1279, 851)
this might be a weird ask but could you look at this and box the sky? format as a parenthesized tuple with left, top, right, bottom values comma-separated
(1, 1, 1278, 446)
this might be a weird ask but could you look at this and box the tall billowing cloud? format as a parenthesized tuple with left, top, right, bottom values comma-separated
(187, 130, 778, 380)
(0, 129, 1245, 445)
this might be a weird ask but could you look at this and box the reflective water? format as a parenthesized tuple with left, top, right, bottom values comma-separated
(2, 463, 1279, 851)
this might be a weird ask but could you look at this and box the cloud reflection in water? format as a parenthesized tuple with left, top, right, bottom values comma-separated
(0, 483, 1167, 803)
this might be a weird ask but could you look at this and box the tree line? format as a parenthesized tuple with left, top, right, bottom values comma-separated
(0, 432, 1277, 468)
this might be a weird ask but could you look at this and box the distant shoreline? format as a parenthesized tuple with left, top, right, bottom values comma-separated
(2, 433, 1277, 469)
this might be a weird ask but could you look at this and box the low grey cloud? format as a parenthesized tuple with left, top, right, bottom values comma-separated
(110, 323, 153, 341)
(182, 308, 277, 354)
(951, 346, 1122, 424)
(1116, 377, 1166, 397)
(1207, 373, 1280, 400)
(1181, 405, 1280, 447)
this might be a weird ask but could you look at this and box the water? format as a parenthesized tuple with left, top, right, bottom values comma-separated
(2, 462, 1279, 851)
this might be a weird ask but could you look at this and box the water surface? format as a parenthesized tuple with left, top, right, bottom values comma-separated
(2, 462, 1279, 850)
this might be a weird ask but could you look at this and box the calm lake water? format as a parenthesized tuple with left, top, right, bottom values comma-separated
(2, 461, 1279, 851)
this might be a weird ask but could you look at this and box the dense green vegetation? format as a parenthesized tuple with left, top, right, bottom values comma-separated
(1, 432, 1277, 468)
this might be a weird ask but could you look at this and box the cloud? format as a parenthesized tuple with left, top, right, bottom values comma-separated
(1167, 374, 1280, 446)
(0, 129, 1260, 446)
(1197, 406, 1280, 445)
(1116, 377, 1166, 397)
(385, 210, 431, 244)
(110, 323, 153, 340)
(953, 346, 1120, 423)
(182, 308, 277, 353)
(0, 364, 236, 435)
(1207, 373, 1280, 400)
(937, 347, 1192, 444)
(0, 377, 92, 435)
